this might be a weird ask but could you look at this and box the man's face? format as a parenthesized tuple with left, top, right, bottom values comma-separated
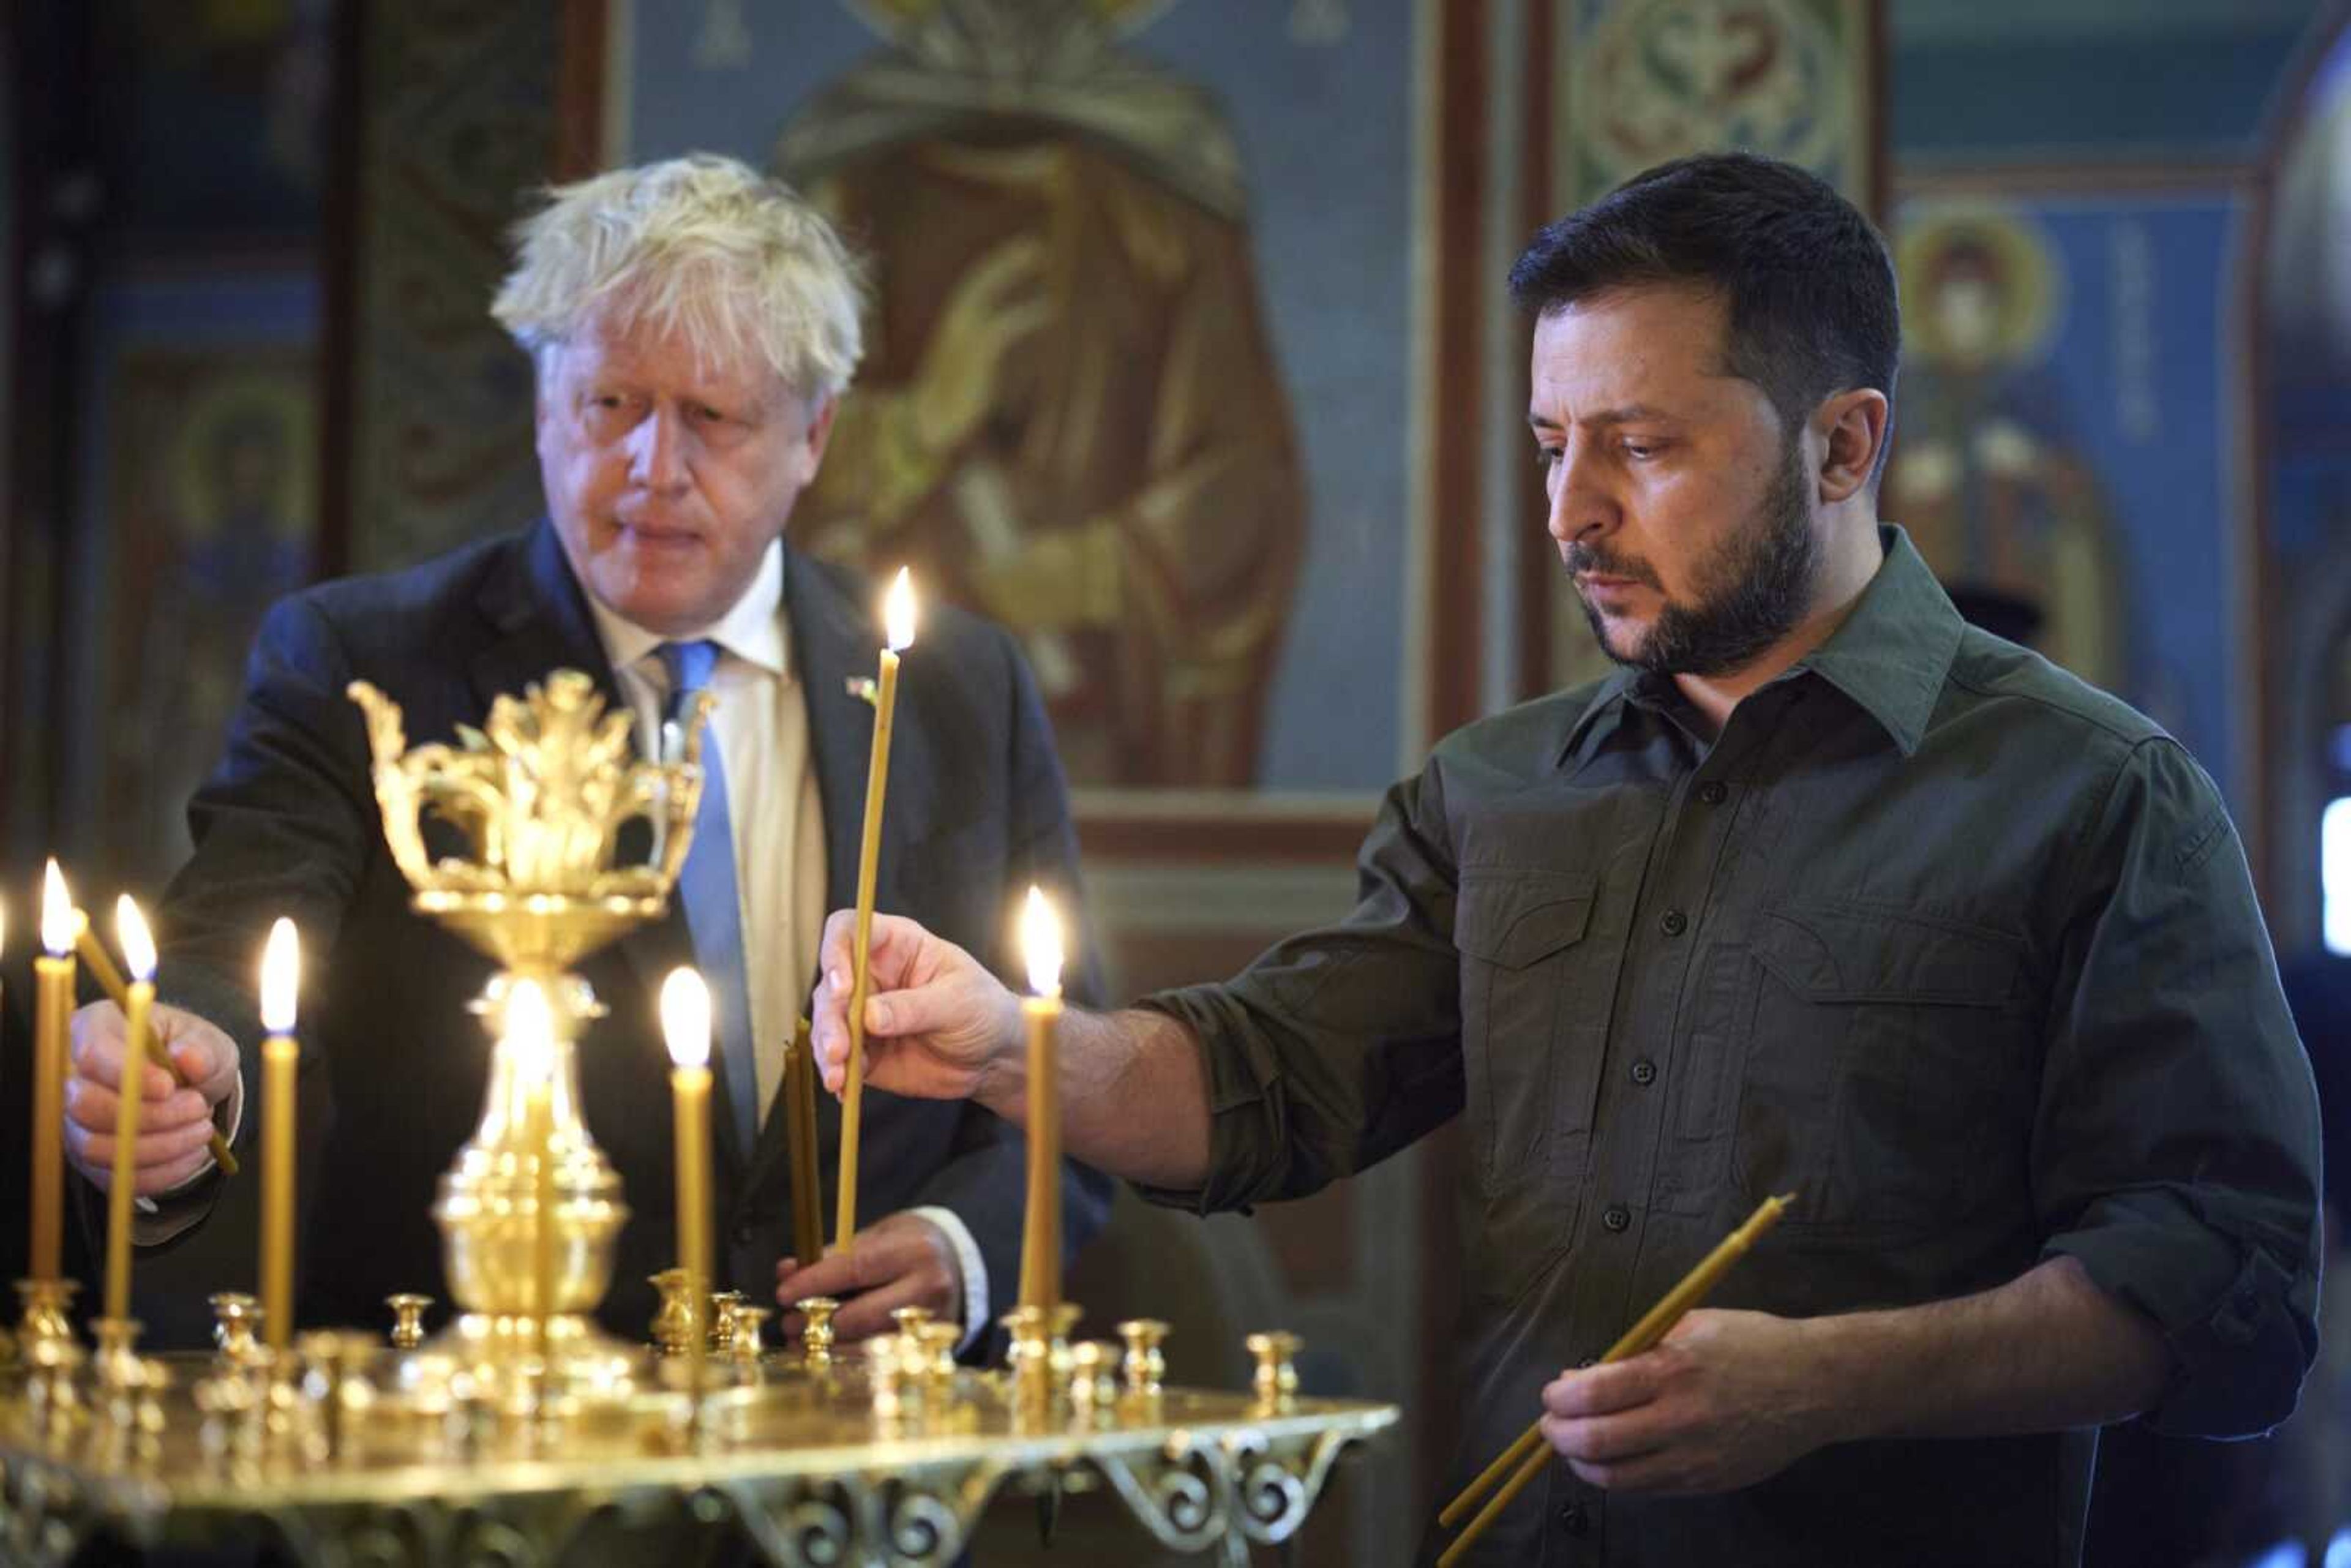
(536, 315, 835, 636)
(1529, 285, 1821, 679)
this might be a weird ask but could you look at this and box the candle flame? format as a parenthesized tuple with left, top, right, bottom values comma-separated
(661, 967, 712, 1070)
(508, 978, 555, 1080)
(116, 895, 157, 982)
(260, 918, 301, 1034)
(41, 860, 73, 956)
(1021, 886, 1063, 1000)
(883, 566, 917, 652)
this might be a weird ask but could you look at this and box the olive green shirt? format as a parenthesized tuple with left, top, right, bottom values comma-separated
(1141, 528, 2322, 1567)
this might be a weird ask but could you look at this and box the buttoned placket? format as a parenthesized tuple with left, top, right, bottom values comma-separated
(1544, 686, 1790, 1561)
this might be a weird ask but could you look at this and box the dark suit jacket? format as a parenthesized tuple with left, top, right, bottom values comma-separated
(138, 521, 1111, 1348)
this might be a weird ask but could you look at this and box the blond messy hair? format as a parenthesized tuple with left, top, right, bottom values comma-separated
(491, 153, 864, 398)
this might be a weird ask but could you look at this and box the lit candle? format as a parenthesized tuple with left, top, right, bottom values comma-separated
(786, 1015, 823, 1270)
(661, 969, 714, 1403)
(508, 981, 558, 1365)
(1016, 887, 1064, 1311)
(103, 896, 159, 1322)
(29, 863, 75, 1282)
(258, 918, 301, 1352)
(837, 566, 916, 1247)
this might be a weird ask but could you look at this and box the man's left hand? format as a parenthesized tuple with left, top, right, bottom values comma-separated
(1539, 1309, 1834, 1494)
(774, 1210, 964, 1343)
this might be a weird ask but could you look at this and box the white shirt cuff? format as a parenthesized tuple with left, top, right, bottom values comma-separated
(909, 1204, 989, 1353)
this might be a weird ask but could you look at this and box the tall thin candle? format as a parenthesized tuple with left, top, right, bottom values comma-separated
(836, 566, 916, 1247)
(29, 863, 76, 1282)
(101, 897, 159, 1322)
(662, 969, 714, 1408)
(1016, 888, 1065, 1311)
(258, 918, 301, 1351)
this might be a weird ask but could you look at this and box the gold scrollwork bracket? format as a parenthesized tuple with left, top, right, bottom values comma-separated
(1087, 1431, 1234, 1555)
(704, 1458, 1014, 1568)
(260, 1491, 611, 1568)
(1225, 1425, 1360, 1544)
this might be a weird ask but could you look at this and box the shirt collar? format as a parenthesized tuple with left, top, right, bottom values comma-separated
(1791, 525, 1963, 758)
(585, 538, 791, 682)
(1554, 524, 1962, 768)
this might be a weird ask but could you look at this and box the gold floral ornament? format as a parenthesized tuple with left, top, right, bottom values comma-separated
(347, 672, 712, 972)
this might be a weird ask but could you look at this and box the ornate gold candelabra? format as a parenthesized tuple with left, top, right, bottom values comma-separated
(348, 671, 709, 1402)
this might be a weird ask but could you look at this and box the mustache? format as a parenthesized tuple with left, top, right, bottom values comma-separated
(1564, 541, 1662, 588)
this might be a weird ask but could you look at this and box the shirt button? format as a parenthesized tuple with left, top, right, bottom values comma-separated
(1698, 781, 1728, 806)
(1659, 909, 1689, 937)
(1630, 1058, 1657, 1086)
(732, 1220, 758, 1246)
(1602, 1204, 1631, 1233)
(1560, 1501, 1591, 1536)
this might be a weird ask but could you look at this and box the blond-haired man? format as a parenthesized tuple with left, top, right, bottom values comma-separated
(66, 154, 1111, 1349)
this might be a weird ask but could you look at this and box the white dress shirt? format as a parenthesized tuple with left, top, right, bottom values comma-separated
(584, 541, 989, 1346)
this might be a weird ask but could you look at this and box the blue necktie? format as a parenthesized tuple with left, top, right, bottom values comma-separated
(658, 640, 760, 1159)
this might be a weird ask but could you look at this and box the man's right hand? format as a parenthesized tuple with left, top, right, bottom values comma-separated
(809, 910, 1023, 1109)
(65, 1001, 240, 1195)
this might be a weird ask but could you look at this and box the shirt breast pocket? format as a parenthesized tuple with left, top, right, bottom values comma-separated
(1733, 902, 2034, 1233)
(1455, 870, 1607, 1196)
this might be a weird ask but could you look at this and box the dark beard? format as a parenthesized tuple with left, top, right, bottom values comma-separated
(1572, 437, 1820, 679)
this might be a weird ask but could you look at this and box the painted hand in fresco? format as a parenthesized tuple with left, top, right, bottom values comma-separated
(909, 234, 1052, 456)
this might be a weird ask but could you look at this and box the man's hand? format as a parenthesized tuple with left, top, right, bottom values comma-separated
(1539, 1310, 1834, 1495)
(64, 1001, 239, 1196)
(774, 1210, 965, 1343)
(810, 910, 1023, 1108)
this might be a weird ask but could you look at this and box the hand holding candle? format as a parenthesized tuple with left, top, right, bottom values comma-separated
(837, 566, 916, 1248)
(102, 896, 159, 1322)
(662, 969, 714, 1403)
(1436, 1192, 1795, 1566)
(259, 918, 301, 1351)
(1016, 887, 1064, 1313)
(75, 916, 238, 1178)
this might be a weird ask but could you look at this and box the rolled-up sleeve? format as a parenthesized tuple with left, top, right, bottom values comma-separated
(2034, 737, 2323, 1436)
(1132, 765, 1467, 1215)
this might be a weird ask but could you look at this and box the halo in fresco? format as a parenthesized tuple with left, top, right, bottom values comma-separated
(1895, 206, 2066, 370)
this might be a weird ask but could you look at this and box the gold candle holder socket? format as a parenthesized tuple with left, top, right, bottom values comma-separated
(386, 1294, 434, 1351)
(1116, 1318, 1169, 1397)
(889, 1305, 934, 1338)
(798, 1296, 839, 1367)
(91, 1316, 145, 1389)
(1069, 1341, 1120, 1410)
(727, 1304, 770, 1365)
(24, 1332, 85, 1438)
(16, 1277, 79, 1352)
(866, 1334, 911, 1420)
(1247, 1331, 1303, 1408)
(916, 1321, 961, 1385)
(210, 1293, 264, 1366)
(708, 1291, 745, 1353)
(298, 1331, 379, 1461)
(648, 1269, 695, 1357)
(1000, 1306, 1050, 1381)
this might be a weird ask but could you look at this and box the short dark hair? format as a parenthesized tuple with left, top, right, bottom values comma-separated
(1508, 152, 1899, 465)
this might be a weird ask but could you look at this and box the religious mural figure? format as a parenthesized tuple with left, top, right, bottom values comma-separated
(776, 0, 1307, 789)
(113, 365, 316, 871)
(1888, 206, 2126, 687)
